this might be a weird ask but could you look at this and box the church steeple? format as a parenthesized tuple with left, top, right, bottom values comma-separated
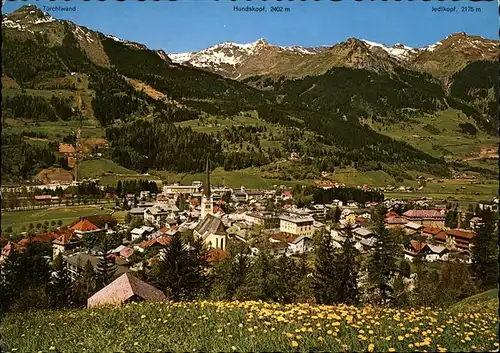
(203, 158, 211, 198)
(200, 157, 213, 220)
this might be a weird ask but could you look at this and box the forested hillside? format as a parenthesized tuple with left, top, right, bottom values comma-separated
(1, 5, 498, 183)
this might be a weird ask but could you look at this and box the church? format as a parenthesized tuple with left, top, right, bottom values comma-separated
(193, 159, 228, 251)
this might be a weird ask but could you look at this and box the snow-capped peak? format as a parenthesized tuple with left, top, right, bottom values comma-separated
(361, 39, 415, 60)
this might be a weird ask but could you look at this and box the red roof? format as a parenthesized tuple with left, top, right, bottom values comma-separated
(53, 230, 79, 246)
(137, 236, 172, 249)
(70, 218, 101, 232)
(422, 227, 443, 235)
(216, 200, 226, 205)
(409, 240, 426, 253)
(434, 232, 447, 242)
(34, 195, 52, 200)
(356, 217, 369, 224)
(213, 205, 224, 213)
(190, 198, 200, 206)
(446, 229, 475, 240)
(270, 232, 298, 244)
(206, 248, 228, 262)
(120, 247, 135, 259)
(403, 210, 443, 219)
(283, 190, 292, 197)
(2, 241, 16, 257)
(59, 143, 75, 154)
(385, 216, 408, 225)
(159, 227, 168, 233)
(385, 211, 399, 218)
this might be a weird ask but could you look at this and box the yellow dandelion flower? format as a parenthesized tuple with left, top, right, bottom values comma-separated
(231, 346, 237, 351)
(398, 336, 404, 341)
(368, 343, 374, 352)
(217, 328, 223, 333)
(291, 341, 299, 347)
(385, 336, 392, 341)
(248, 328, 253, 332)
(296, 335, 302, 339)
(408, 343, 414, 348)
(141, 315, 146, 319)
(388, 349, 395, 352)
(238, 323, 243, 328)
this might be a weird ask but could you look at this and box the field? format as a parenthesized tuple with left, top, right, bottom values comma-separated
(152, 167, 313, 189)
(3, 119, 105, 141)
(1, 296, 497, 352)
(365, 109, 499, 161)
(1, 206, 113, 233)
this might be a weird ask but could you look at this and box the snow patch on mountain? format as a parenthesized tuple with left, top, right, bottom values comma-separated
(361, 39, 416, 60)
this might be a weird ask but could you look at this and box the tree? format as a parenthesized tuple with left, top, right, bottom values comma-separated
(95, 235, 117, 289)
(368, 205, 400, 305)
(47, 254, 73, 308)
(0, 242, 52, 314)
(116, 180, 123, 198)
(399, 259, 411, 278)
(150, 236, 208, 301)
(333, 206, 342, 223)
(312, 229, 338, 304)
(211, 240, 251, 300)
(435, 260, 477, 307)
(239, 246, 279, 301)
(471, 209, 498, 289)
(335, 224, 360, 305)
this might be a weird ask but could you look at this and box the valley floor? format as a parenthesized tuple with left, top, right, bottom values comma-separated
(1, 296, 497, 352)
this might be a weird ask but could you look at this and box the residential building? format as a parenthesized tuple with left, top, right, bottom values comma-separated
(63, 251, 129, 281)
(306, 204, 327, 220)
(52, 230, 81, 258)
(163, 183, 201, 195)
(144, 204, 179, 226)
(402, 210, 445, 228)
(435, 229, 475, 250)
(130, 226, 155, 241)
(269, 233, 314, 254)
(279, 215, 315, 237)
(87, 273, 165, 307)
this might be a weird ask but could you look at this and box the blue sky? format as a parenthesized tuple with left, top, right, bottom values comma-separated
(3, 0, 498, 53)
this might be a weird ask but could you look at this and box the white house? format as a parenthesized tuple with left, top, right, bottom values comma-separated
(269, 233, 314, 255)
(144, 205, 179, 226)
(130, 226, 155, 242)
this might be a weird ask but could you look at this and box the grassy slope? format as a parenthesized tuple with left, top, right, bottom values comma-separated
(77, 159, 137, 179)
(1, 298, 497, 352)
(364, 109, 498, 161)
(449, 288, 498, 314)
(3, 119, 105, 141)
(152, 167, 311, 189)
(0, 205, 112, 233)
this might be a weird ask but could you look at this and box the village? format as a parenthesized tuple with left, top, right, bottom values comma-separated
(1, 160, 497, 307)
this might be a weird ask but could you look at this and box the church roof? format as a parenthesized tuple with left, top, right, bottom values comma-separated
(194, 214, 226, 236)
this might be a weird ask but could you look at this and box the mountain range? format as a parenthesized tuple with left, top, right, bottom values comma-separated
(169, 34, 498, 81)
(2, 5, 498, 182)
